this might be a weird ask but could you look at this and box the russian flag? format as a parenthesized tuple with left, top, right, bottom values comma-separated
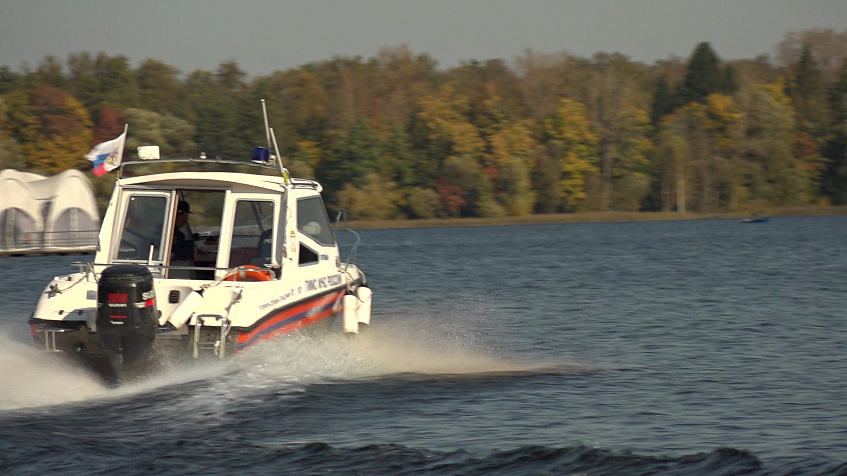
(86, 128, 126, 177)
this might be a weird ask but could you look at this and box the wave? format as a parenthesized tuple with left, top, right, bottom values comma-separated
(2, 442, 843, 475)
(239, 444, 846, 476)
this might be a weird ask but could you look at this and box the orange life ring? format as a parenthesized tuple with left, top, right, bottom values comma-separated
(224, 265, 273, 282)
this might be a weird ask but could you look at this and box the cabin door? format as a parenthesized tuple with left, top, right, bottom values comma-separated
(112, 191, 174, 271)
(219, 194, 283, 278)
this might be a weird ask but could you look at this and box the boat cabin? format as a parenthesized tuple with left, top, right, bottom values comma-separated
(95, 164, 339, 282)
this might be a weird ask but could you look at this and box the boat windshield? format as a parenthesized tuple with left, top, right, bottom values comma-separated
(115, 194, 168, 262)
(113, 190, 226, 280)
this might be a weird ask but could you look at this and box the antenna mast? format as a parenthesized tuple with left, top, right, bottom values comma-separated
(261, 99, 290, 184)
(270, 128, 289, 183)
(261, 99, 272, 151)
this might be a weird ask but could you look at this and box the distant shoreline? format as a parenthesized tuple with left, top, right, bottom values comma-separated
(347, 206, 847, 230)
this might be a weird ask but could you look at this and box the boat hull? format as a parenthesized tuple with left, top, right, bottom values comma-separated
(28, 285, 349, 382)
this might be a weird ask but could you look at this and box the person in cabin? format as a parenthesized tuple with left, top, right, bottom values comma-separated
(169, 200, 196, 278)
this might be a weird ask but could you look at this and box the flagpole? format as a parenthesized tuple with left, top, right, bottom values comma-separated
(115, 124, 128, 178)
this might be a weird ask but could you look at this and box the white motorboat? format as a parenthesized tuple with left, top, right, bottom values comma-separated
(28, 106, 372, 382)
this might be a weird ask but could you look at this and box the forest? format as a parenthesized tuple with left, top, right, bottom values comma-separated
(1, 28, 846, 220)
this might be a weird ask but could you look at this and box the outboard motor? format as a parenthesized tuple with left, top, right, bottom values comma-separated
(96, 264, 158, 379)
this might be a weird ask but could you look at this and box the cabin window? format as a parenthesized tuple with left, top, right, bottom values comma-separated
(227, 199, 275, 269)
(297, 196, 334, 246)
(115, 195, 167, 262)
(299, 243, 319, 266)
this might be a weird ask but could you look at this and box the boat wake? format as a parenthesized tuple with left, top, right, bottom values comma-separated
(0, 335, 108, 410)
(0, 313, 589, 412)
(0, 325, 230, 411)
(226, 315, 593, 385)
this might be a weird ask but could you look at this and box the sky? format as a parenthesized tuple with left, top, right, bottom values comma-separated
(1, 0, 846, 77)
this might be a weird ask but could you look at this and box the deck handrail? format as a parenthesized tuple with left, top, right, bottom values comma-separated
(333, 209, 360, 272)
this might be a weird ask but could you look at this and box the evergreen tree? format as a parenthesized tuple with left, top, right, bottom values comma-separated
(94, 53, 139, 110)
(0, 66, 22, 95)
(650, 75, 676, 127)
(722, 63, 739, 94)
(135, 59, 182, 114)
(680, 42, 723, 104)
(831, 59, 847, 126)
(319, 120, 385, 206)
(35, 56, 67, 89)
(821, 59, 847, 203)
(791, 45, 831, 142)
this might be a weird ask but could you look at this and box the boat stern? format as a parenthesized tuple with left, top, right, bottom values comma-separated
(29, 271, 99, 352)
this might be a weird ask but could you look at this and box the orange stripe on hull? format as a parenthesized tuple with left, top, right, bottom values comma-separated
(236, 290, 345, 351)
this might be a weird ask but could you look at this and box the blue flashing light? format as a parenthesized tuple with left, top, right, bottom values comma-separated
(252, 146, 270, 164)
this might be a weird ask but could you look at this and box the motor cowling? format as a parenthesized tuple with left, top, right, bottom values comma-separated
(96, 264, 158, 377)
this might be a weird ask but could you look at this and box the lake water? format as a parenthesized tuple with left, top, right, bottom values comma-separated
(1, 216, 846, 475)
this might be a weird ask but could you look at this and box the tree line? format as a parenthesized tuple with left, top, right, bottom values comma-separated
(1, 29, 846, 219)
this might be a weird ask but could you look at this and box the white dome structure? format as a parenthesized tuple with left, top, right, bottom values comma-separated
(0, 169, 100, 253)
(0, 170, 44, 251)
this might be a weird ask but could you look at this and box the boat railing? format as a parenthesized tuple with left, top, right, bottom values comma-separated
(333, 209, 360, 271)
(118, 157, 283, 178)
(71, 262, 278, 281)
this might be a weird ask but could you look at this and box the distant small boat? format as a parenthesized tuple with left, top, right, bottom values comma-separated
(742, 217, 770, 223)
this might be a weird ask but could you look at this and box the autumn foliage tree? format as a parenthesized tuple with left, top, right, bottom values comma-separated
(3, 86, 92, 175)
(545, 98, 599, 211)
(1, 31, 846, 217)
